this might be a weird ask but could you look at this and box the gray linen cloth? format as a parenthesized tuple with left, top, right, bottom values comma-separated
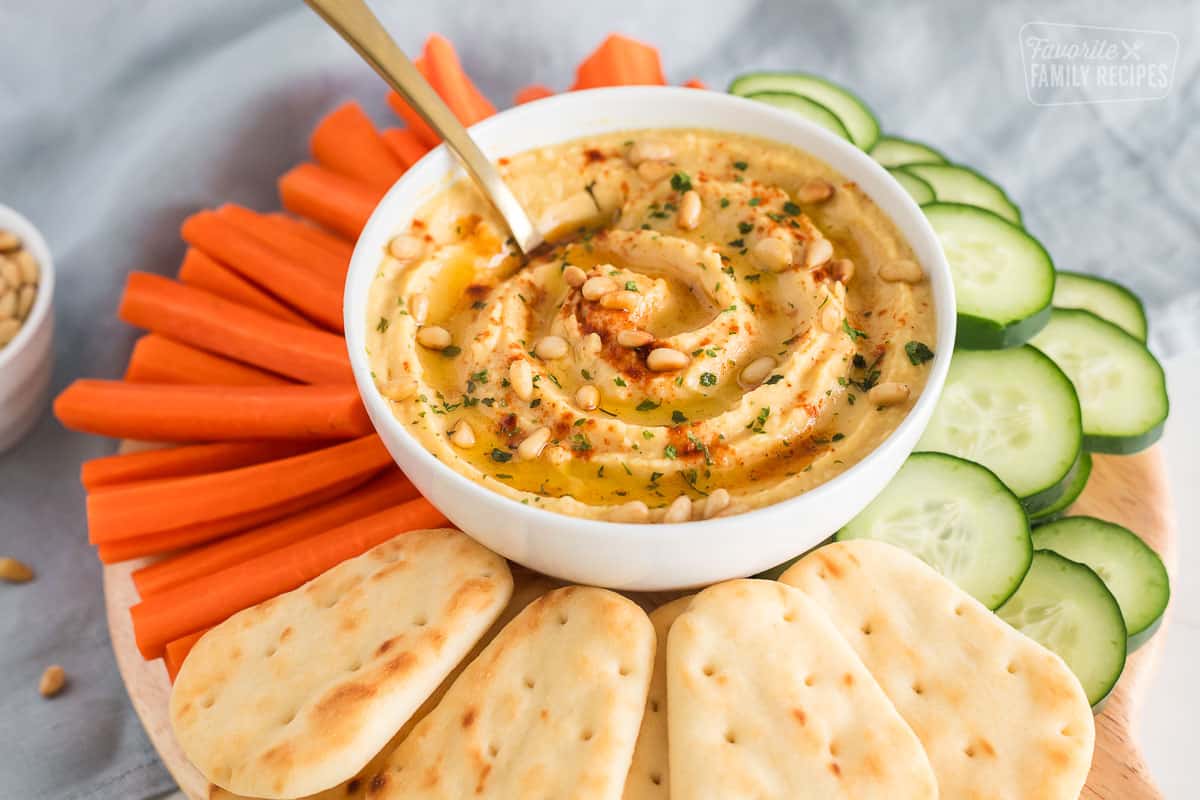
(1, 0, 1196, 797)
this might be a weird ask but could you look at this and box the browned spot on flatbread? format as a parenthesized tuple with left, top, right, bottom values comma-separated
(791, 707, 807, 726)
(829, 761, 841, 778)
(376, 636, 398, 656)
(279, 626, 293, 643)
(475, 762, 492, 794)
(842, 672, 854, 686)
(978, 738, 996, 757)
(384, 650, 418, 676)
(346, 777, 360, 794)
(816, 553, 843, 579)
(462, 707, 477, 728)
(367, 772, 388, 794)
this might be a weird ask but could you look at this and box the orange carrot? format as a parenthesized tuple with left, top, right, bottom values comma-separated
(310, 101, 407, 191)
(176, 249, 312, 327)
(514, 84, 554, 105)
(132, 470, 417, 597)
(81, 440, 314, 491)
(95, 474, 372, 560)
(118, 273, 353, 385)
(216, 205, 349, 284)
(181, 211, 343, 331)
(266, 213, 354, 262)
(87, 434, 390, 543)
(682, 78, 708, 89)
(55, 381, 371, 443)
(422, 34, 496, 125)
(386, 88, 439, 149)
(125, 334, 289, 387)
(278, 163, 381, 240)
(380, 128, 431, 169)
(571, 34, 667, 89)
(129, 496, 449, 658)
(164, 629, 208, 682)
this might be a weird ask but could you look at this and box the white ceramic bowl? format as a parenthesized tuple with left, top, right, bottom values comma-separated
(0, 204, 55, 453)
(346, 87, 955, 590)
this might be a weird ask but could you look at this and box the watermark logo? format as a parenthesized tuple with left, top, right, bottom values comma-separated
(1019, 22, 1178, 106)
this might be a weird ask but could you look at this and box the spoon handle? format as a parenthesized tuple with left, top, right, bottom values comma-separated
(304, 0, 542, 253)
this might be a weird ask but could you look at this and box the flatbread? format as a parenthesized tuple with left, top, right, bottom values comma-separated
(667, 579, 937, 800)
(780, 540, 1094, 799)
(209, 570, 562, 800)
(362, 585, 655, 799)
(172, 529, 512, 799)
(622, 596, 692, 800)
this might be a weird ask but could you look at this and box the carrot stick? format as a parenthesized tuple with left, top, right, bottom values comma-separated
(125, 334, 289, 387)
(81, 440, 314, 491)
(278, 163, 381, 240)
(216, 205, 348, 284)
(164, 629, 208, 682)
(176, 249, 312, 327)
(571, 34, 667, 89)
(129, 496, 449, 658)
(422, 34, 496, 125)
(682, 78, 708, 89)
(386, 89, 439, 149)
(266, 213, 354, 262)
(118, 273, 353, 385)
(132, 470, 417, 597)
(181, 211, 343, 331)
(514, 84, 554, 105)
(55, 381, 371, 443)
(310, 101, 407, 191)
(95, 474, 372, 560)
(380, 128, 431, 169)
(87, 434, 390, 543)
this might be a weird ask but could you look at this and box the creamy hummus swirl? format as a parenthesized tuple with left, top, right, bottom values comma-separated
(366, 130, 936, 522)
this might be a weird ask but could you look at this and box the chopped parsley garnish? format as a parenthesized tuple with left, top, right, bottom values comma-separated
(744, 273, 761, 282)
(574, 417, 587, 426)
(642, 430, 655, 439)
(581, 368, 593, 380)
(663, 444, 678, 459)
(905, 340, 935, 365)
(687, 433, 713, 465)
(747, 407, 770, 434)
(636, 399, 661, 412)
(783, 201, 802, 216)
(671, 410, 688, 424)
(490, 448, 513, 463)
(376, 317, 390, 333)
(727, 238, 745, 248)
(748, 196, 762, 206)
(719, 197, 731, 208)
(699, 372, 717, 387)
(529, 398, 542, 408)
(469, 369, 489, 385)
(765, 374, 785, 385)
(831, 432, 845, 441)
(852, 354, 867, 369)
(733, 160, 748, 170)
(570, 432, 592, 451)
(471, 300, 486, 310)
(841, 318, 868, 341)
(625, 281, 639, 292)
(614, 376, 628, 387)
(670, 172, 693, 193)
(737, 221, 753, 235)
(441, 345, 462, 357)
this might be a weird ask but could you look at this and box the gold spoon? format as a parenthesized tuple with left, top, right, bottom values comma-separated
(304, 0, 543, 255)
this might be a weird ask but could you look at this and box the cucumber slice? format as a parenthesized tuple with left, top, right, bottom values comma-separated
(924, 203, 1054, 349)
(870, 136, 947, 167)
(1030, 451, 1092, 525)
(888, 167, 935, 205)
(997, 550, 1127, 706)
(836, 452, 1032, 609)
(743, 92, 852, 142)
(1029, 309, 1168, 454)
(918, 346, 1082, 514)
(730, 72, 880, 150)
(1053, 271, 1148, 342)
(906, 163, 1022, 225)
(1031, 516, 1169, 648)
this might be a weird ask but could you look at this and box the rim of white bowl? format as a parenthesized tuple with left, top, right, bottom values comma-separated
(0, 203, 55, 372)
(345, 86, 956, 536)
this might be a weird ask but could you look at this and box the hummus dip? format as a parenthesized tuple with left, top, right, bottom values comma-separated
(366, 129, 936, 523)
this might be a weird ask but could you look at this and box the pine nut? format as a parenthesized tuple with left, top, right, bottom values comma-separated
(879, 259, 924, 284)
(580, 332, 602, 357)
(387, 234, 423, 261)
(379, 376, 417, 402)
(0, 257, 19, 288)
(646, 347, 689, 372)
(15, 250, 38, 284)
(627, 140, 673, 165)
(0, 319, 19, 346)
(869, 381, 910, 407)
(804, 237, 834, 269)
(575, 384, 599, 411)
(582, 276, 618, 301)
(517, 426, 552, 460)
(600, 290, 640, 312)
(563, 265, 587, 287)
(677, 190, 702, 230)
(618, 330, 654, 348)
(796, 178, 835, 204)
(0, 290, 15, 321)
(0, 556, 34, 582)
(611, 500, 650, 523)
(830, 258, 855, 283)
(821, 304, 842, 333)
(663, 494, 693, 524)
(416, 325, 452, 350)
(702, 488, 731, 519)
(535, 335, 568, 360)
(509, 359, 534, 401)
(407, 292, 429, 324)
(637, 161, 671, 183)
(740, 356, 777, 387)
(751, 236, 793, 273)
(39, 665, 66, 698)
(450, 420, 476, 448)
(17, 285, 35, 320)
(0, 230, 19, 252)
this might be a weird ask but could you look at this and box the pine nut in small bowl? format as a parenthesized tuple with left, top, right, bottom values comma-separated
(346, 87, 955, 590)
(0, 204, 55, 453)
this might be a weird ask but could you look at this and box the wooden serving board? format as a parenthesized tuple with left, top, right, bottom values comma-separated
(104, 446, 1177, 800)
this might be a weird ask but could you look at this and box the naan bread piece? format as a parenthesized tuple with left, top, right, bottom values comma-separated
(172, 529, 512, 799)
(667, 579, 936, 800)
(781, 540, 1094, 800)
(362, 585, 655, 799)
(209, 570, 562, 800)
(622, 596, 692, 800)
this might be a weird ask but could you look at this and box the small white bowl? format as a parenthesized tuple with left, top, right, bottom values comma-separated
(345, 87, 955, 590)
(0, 204, 55, 453)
